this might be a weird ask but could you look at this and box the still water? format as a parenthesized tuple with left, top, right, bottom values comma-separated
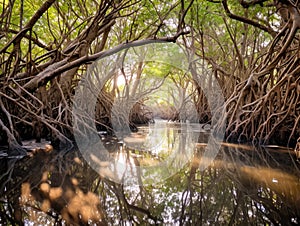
(0, 121, 299, 225)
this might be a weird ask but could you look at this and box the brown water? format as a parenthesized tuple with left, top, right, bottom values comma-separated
(0, 122, 299, 225)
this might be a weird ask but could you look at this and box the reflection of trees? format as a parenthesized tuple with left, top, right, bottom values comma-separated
(179, 144, 300, 225)
(0, 150, 105, 225)
(0, 143, 299, 225)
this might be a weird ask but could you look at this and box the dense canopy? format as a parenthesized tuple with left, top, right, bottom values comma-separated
(0, 0, 299, 152)
(1, 0, 300, 225)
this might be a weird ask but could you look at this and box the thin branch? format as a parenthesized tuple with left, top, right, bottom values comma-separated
(222, 0, 276, 37)
(0, 0, 56, 54)
(6, 29, 52, 51)
(23, 30, 190, 92)
(239, 0, 270, 8)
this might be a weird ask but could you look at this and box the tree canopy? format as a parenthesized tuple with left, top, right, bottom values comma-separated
(0, 0, 299, 155)
(1, 1, 300, 225)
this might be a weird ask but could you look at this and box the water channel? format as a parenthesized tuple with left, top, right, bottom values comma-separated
(0, 121, 299, 225)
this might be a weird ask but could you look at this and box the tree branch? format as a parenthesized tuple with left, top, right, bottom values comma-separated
(239, 0, 271, 8)
(23, 30, 190, 92)
(0, 0, 56, 54)
(222, 0, 276, 37)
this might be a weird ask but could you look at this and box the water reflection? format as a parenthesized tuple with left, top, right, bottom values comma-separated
(0, 123, 300, 225)
(106, 121, 197, 186)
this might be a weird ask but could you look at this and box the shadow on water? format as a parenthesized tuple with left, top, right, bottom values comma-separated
(0, 123, 300, 225)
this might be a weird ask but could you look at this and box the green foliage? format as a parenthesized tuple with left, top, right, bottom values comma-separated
(186, 0, 275, 80)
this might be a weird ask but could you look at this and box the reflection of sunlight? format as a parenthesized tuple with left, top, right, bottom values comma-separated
(10, 138, 300, 225)
(20, 179, 105, 224)
(65, 191, 103, 223)
(112, 151, 136, 182)
(240, 166, 300, 204)
(90, 153, 115, 180)
(115, 120, 196, 184)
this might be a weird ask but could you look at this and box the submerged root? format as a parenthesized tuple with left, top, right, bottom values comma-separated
(8, 142, 27, 156)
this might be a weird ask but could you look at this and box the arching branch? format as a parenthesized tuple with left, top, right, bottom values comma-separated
(23, 30, 190, 92)
(222, 0, 277, 37)
(0, 0, 56, 54)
